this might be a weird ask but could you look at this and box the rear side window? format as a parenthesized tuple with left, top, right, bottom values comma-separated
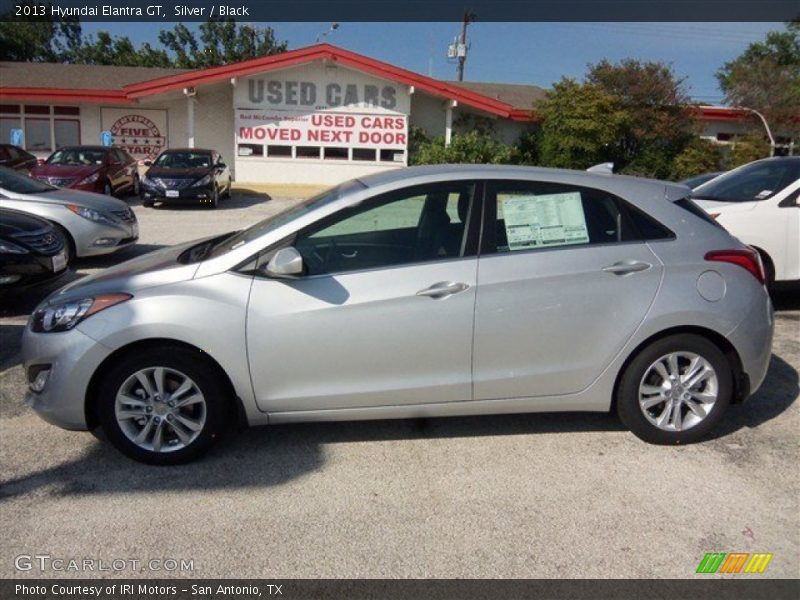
(675, 197, 723, 228)
(485, 181, 651, 254)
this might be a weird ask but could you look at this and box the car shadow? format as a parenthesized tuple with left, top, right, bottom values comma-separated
(131, 188, 272, 212)
(74, 243, 166, 270)
(0, 323, 25, 371)
(1, 351, 796, 499)
(709, 353, 799, 439)
(771, 283, 800, 311)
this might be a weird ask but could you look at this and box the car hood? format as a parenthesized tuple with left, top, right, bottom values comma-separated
(146, 166, 212, 179)
(31, 164, 102, 179)
(1, 187, 130, 212)
(43, 235, 223, 304)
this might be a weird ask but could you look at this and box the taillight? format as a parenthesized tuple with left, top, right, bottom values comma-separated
(704, 248, 766, 285)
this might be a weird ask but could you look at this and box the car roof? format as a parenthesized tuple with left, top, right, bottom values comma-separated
(159, 148, 214, 154)
(357, 164, 690, 202)
(56, 145, 112, 152)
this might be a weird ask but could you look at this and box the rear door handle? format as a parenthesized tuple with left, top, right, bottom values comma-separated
(416, 281, 470, 299)
(602, 260, 652, 275)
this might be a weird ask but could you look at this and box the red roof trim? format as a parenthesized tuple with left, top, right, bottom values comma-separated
(0, 87, 133, 105)
(123, 43, 536, 120)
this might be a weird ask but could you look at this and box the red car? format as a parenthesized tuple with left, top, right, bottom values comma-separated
(30, 146, 139, 197)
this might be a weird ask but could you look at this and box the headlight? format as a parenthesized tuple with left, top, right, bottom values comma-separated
(0, 240, 29, 254)
(192, 173, 214, 187)
(67, 204, 116, 226)
(79, 172, 101, 185)
(31, 293, 132, 333)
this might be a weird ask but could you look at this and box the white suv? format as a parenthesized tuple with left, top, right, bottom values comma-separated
(693, 157, 800, 284)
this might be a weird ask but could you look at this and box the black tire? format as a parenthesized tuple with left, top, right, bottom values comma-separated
(222, 182, 232, 199)
(143, 200, 155, 208)
(97, 347, 230, 465)
(616, 334, 733, 445)
(52, 223, 75, 265)
(103, 181, 113, 196)
(131, 175, 140, 197)
(208, 186, 219, 209)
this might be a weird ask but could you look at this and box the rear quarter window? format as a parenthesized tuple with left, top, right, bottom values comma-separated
(675, 197, 724, 228)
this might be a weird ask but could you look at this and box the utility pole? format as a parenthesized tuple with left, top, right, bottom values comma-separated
(455, 11, 475, 81)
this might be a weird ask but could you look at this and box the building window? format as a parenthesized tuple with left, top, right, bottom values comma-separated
(0, 104, 21, 114)
(380, 149, 405, 162)
(296, 146, 321, 159)
(267, 145, 292, 157)
(323, 147, 349, 160)
(238, 143, 264, 157)
(25, 105, 50, 115)
(24, 118, 51, 151)
(352, 148, 377, 161)
(54, 106, 80, 116)
(54, 119, 80, 148)
(1, 117, 21, 145)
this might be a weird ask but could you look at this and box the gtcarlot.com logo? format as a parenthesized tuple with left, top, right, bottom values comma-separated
(14, 554, 194, 573)
(696, 552, 773, 574)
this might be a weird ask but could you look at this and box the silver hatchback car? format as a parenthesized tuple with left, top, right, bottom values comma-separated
(22, 165, 774, 464)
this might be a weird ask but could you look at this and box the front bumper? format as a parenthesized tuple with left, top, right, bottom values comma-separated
(21, 324, 112, 430)
(141, 183, 215, 204)
(0, 249, 68, 287)
(74, 221, 139, 257)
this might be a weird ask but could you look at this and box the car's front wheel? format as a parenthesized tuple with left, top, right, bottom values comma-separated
(616, 334, 733, 445)
(97, 347, 230, 464)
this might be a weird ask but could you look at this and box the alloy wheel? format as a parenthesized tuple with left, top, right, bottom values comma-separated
(638, 352, 719, 432)
(115, 366, 207, 453)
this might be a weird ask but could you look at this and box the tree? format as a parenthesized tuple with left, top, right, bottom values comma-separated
(728, 134, 771, 168)
(0, 18, 82, 62)
(71, 32, 171, 67)
(158, 19, 287, 69)
(716, 25, 800, 137)
(535, 78, 628, 169)
(670, 138, 724, 180)
(587, 59, 696, 177)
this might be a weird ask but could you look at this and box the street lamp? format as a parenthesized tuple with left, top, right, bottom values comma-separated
(739, 107, 776, 156)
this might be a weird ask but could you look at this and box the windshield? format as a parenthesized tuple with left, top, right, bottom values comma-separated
(205, 179, 367, 260)
(0, 166, 57, 194)
(155, 151, 213, 169)
(47, 148, 107, 166)
(693, 159, 800, 202)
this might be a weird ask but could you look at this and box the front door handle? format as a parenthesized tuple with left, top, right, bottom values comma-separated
(416, 281, 470, 299)
(602, 260, 652, 275)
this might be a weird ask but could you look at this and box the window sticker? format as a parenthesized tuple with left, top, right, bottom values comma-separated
(501, 192, 590, 250)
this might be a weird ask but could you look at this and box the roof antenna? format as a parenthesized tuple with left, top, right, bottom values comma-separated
(317, 23, 340, 43)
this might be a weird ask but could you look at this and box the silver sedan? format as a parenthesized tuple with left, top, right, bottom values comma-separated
(0, 167, 138, 260)
(21, 165, 773, 464)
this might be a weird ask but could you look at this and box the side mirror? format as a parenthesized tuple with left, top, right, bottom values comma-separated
(218, 162, 227, 168)
(264, 247, 304, 278)
(143, 160, 152, 167)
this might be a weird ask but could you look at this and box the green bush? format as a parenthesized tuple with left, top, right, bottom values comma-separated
(670, 138, 725, 180)
(410, 130, 516, 165)
(726, 134, 771, 168)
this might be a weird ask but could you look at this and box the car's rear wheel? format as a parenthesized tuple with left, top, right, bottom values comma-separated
(207, 186, 219, 209)
(97, 347, 229, 464)
(103, 181, 112, 196)
(616, 334, 733, 445)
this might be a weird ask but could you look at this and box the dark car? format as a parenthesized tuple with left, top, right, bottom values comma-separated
(30, 146, 139, 197)
(0, 145, 38, 173)
(0, 207, 69, 289)
(679, 171, 724, 190)
(140, 148, 232, 208)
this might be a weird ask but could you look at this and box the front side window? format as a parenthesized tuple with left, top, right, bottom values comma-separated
(485, 181, 643, 254)
(295, 182, 476, 275)
(693, 159, 800, 202)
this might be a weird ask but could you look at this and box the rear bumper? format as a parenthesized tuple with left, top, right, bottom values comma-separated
(727, 288, 774, 398)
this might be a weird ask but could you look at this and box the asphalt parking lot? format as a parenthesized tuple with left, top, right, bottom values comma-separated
(1, 189, 798, 578)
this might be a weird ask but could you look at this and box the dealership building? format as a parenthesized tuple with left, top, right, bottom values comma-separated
(0, 43, 790, 185)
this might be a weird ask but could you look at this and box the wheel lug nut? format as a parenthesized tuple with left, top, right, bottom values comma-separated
(167, 415, 174, 421)
(168, 400, 175, 407)
(145, 406, 152, 413)
(154, 417, 160, 423)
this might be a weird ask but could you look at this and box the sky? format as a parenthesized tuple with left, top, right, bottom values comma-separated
(80, 22, 785, 103)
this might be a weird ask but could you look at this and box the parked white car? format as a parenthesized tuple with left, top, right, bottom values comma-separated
(693, 157, 800, 284)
